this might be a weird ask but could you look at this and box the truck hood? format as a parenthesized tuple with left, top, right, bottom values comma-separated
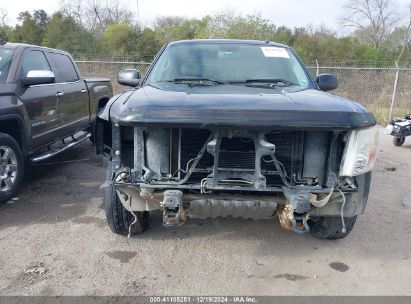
(106, 83, 376, 130)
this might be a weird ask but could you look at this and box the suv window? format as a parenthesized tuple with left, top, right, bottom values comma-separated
(19, 50, 51, 79)
(49, 52, 79, 83)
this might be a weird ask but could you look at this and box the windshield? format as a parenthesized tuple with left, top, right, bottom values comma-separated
(145, 42, 311, 91)
(0, 48, 15, 83)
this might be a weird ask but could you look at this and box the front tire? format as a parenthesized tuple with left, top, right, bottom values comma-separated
(0, 133, 24, 204)
(393, 137, 405, 146)
(309, 216, 357, 240)
(104, 164, 149, 236)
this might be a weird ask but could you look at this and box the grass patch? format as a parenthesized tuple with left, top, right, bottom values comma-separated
(366, 106, 411, 125)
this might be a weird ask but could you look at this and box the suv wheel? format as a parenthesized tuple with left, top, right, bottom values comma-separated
(0, 133, 24, 204)
(309, 216, 357, 240)
(104, 163, 149, 236)
(393, 137, 405, 146)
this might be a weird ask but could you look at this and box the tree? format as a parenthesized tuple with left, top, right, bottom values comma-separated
(342, 0, 399, 49)
(0, 8, 9, 42)
(102, 23, 139, 56)
(59, 0, 133, 32)
(153, 16, 201, 43)
(395, 2, 411, 62)
(271, 26, 293, 45)
(195, 11, 275, 40)
(1, 5, 409, 65)
(44, 12, 96, 55)
(0, 8, 7, 27)
(12, 10, 50, 45)
(137, 28, 162, 60)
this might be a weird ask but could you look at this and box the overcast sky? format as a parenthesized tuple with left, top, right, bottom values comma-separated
(1, 0, 410, 31)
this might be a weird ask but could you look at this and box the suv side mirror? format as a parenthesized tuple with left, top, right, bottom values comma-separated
(316, 73, 338, 91)
(21, 70, 55, 87)
(117, 69, 141, 87)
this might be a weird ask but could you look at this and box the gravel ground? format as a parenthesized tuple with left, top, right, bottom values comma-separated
(0, 132, 410, 296)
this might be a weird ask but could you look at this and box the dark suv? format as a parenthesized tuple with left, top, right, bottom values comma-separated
(97, 39, 378, 239)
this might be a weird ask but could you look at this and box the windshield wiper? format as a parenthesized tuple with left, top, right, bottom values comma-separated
(230, 78, 297, 87)
(163, 78, 226, 85)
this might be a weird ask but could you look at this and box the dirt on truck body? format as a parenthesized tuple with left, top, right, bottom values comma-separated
(96, 39, 378, 239)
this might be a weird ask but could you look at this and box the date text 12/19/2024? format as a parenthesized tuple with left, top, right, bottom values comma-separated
(149, 297, 258, 303)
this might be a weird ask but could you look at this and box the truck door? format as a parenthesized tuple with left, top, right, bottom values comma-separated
(47, 52, 89, 135)
(17, 49, 63, 148)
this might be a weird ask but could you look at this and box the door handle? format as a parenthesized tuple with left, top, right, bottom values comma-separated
(56, 92, 64, 97)
(80, 88, 87, 93)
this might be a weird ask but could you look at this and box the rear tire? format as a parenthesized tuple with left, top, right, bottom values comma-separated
(309, 216, 357, 240)
(393, 137, 405, 146)
(0, 133, 24, 204)
(104, 163, 149, 236)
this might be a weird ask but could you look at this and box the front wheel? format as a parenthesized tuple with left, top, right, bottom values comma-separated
(0, 133, 24, 204)
(309, 216, 357, 240)
(104, 164, 149, 236)
(393, 137, 405, 146)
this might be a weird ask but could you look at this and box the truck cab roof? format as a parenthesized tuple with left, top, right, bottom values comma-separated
(0, 42, 72, 56)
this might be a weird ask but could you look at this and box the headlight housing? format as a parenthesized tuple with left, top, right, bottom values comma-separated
(340, 126, 379, 177)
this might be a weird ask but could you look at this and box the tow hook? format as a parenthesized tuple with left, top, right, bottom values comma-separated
(280, 188, 311, 233)
(278, 205, 310, 234)
(161, 190, 186, 227)
(292, 213, 310, 234)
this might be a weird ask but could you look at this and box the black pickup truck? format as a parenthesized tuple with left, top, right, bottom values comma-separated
(97, 39, 378, 240)
(0, 42, 113, 203)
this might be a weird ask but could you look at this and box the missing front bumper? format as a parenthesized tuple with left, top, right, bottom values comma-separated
(115, 184, 280, 221)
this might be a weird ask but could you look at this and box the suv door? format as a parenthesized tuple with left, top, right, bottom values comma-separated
(47, 52, 89, 135)
(17, 49, 63, 148)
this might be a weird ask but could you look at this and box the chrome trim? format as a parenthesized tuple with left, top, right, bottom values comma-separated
(32, 117, 89, 139)
(26, 70, 55, 78)
(178, 128, 181, 180)
(30, 79, 81, 88)
(31, 133, 91, 163)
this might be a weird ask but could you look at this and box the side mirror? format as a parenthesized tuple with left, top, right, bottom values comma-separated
(117, 69, 141, 87)
(21, 70, 55, 87)
(316, 73, 338, 91)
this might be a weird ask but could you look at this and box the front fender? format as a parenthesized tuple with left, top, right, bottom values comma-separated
(0, 95, 31, 155)
(98, 91, 134, 122)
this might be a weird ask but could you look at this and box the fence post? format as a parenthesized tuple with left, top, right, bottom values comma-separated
(388, 61, 400, 123)
(316, 59, 319, 77)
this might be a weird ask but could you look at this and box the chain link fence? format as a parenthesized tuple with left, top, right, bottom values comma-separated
(76, 60, 151, 96)
(76, 60, 411, 125)
(307, 64, 411, 125)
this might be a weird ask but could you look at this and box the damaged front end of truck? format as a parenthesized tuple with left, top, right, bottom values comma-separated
(96, 92, 378, 239)
(96, 40, 378, 239)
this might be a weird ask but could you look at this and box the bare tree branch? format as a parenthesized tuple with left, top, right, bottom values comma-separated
(397, 1, 411, 61)
(341, 0, 400, 49)
(59, 0, 84, 26)
(0, 8, 7, 27)
(59, 0, 134, 32)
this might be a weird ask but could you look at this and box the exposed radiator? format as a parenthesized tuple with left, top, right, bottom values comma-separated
(175, 128, 304, 187)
